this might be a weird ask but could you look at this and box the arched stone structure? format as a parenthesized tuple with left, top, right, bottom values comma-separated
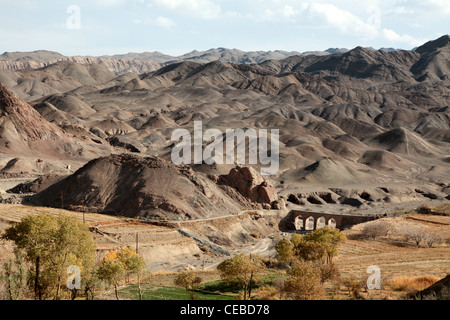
(328, 218, 337, 228)
(305, 217, 315, 231)
(317, 217, 326, 229)
(294, 217, 304, 231)
(282, 210, 376, 232)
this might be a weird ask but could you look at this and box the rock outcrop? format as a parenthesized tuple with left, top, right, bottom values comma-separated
(218, 166, 284, 210)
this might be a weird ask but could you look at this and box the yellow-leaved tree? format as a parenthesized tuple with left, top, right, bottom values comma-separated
(97, 247, 145, 300)
(1, 213, 95, 300)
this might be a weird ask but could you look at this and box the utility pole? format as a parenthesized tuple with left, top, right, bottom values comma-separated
(136, 232, 139, 254)
(136, 232, 143, 300)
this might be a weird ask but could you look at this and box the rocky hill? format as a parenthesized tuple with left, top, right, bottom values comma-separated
(30, 154, 283, 220)
(0, 83, 113, 177)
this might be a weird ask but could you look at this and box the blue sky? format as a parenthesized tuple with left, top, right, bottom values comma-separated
(0, 0, 448, 56)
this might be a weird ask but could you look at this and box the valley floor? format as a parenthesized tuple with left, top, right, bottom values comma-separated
(0, 200, 448, 300)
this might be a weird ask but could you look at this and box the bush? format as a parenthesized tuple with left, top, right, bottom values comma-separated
(316, 262, 340, 284)
(424, 233, 443, 248)
(362, 220, 392, 239)
(387, 276, 440, 296)
(395, 226, 443, 247)
(252, 286, 280, 300)
(396, 225, 427, 247)
(174, 269, 203, 300)
(343, 277, 365, 300)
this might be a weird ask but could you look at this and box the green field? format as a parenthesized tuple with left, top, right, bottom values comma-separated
(118, 272, 283, 300)
(119, 286, 236, 301)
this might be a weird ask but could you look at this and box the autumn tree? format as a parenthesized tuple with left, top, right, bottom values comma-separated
(1, 252, 28, 300)
(293, 226, 347, 264)
(275, 238, 295, 264)
(217, 254, 265, 300)
(51, 214, 96, 300)
(81, 265, 99, 300)
(276, 227, 346, 266)
(174, 269, 203, 300)
(1, 213, 95, 300)
(117, 247, 146, 283)
(97, 247, 145, 300)
(283, 260, 323, 300)
(97, 256, 124, 300)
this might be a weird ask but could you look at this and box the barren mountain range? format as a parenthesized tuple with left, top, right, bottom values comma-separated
(0, 35, 449, 221)
(0, 46, 396, 75)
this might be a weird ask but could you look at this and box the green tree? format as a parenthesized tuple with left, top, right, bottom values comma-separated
(174, 269, 203, 300)
(1, 213, 95, 300)
(217, 254, 265, 300)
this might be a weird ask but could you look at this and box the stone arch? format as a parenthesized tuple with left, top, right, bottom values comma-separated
(328, 218, 337, 228)
(317, 217, 326, 229)
(294, 217, 304, 231)
(305, 216, 315, 231)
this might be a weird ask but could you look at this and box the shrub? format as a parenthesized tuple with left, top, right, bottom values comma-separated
(315, 262, 340, 284)
(424, 233, 443, 248)
(174, 269, 203, 300)
(387, 276, 440, 296)
(252, 286, 280, 300)
(343, 277, 365, 300)
(396, 225, 427, 247)
(362, 220, 392, 239)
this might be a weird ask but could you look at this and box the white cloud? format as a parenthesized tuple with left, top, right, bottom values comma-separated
(225, 1, 426, 48)
(94, 0, 124, 6)
(307, 3, 380, 40)
(258, 4, 308, 22)
(153, 0, 221, 19)
(423, 0, 450, 15)
(0, 0, 37, 7)
(381, 28, 423, 46)
(133, 16, 176, 29)
(388, 0, 450, 17)
(154, 16, 176, 28)
(299, 2, 424, 47)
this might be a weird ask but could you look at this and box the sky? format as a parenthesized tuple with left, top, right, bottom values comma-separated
(0, 0, 448, 56)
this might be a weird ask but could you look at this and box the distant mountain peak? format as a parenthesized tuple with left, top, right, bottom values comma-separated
(325, 48, 349, 54)
(415, 34, 450, 55)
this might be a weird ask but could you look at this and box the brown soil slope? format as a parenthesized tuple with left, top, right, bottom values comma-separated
(0, 83, 111, 160)
(30, 154, 260, 221)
